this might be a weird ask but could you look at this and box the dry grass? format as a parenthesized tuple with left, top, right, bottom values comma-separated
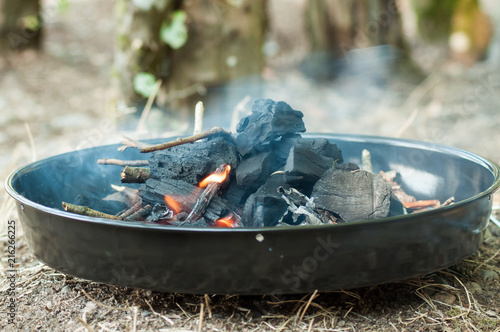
(1, 220, 499, 331)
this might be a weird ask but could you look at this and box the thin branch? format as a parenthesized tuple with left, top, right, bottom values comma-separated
(140, 127, 232, 153)
(297, 289, 318, 326)
(62, 202, 121, 220)
(193, 101, 205, 135)
(98, 159, 149, 167)
(118, 135, 152, 152)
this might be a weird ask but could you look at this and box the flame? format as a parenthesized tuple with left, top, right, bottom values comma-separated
(199, 165, 231, 188)
(164, 195, 182, 214)
(214, 214, 237, 228)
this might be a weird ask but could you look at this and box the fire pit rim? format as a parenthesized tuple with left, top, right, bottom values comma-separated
(5, 133, 500, 232)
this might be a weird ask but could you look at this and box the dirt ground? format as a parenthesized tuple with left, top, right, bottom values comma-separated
(1, 0, 500, 331)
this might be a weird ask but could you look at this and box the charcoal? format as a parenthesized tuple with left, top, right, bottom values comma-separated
(294, 137, 343, 162)
(241, 172, 290, 227)
(236, 99, 306, 155)
(283, 145, 336, 193)
(311, 165, 392, 222)
(235, 149, 280, 191)
(223, 181, 250, 206)
(270, 134, 302, 164)
(139, 178, 235, 223)
(148, 136, 239, 185)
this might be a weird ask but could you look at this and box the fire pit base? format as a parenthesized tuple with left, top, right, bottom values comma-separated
(6, 134, 500, 294)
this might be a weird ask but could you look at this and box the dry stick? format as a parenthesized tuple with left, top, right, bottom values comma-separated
(98, 159, 149, 167)
(121, 166, 151, 183)
(184, 164, 229, 224)
(136, 79, 163, 133)
(403, 200, 441, 210)
(361, 149, 373, 173)
(193, 101, 204, 135)
(297, 289, 318, 326)
(144, 299, 175, 326)
(472, 248, 500, 274)
(62, 202, 121, 220)
(118, 199, 143, 219)
(126, 205, 152, 221)
(140, 127, 232, 153)
(441, 196, 455, 206)
(204, 294, 213, 319)
(198, 302, 205, 332)
(119, 135, 153, 152)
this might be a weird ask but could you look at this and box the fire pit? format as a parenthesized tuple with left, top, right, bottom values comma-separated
(6, 131, 500, 294)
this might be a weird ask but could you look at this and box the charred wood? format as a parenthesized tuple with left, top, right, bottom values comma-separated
(148, 136, 239, 185)
(312, 164, 392, 222)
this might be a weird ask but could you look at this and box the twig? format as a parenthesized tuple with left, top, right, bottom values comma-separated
(121, 166, 151, 183)
(140, 127, 232, 153)
(361, 149, 373, 173)
(184, 164, 230, 224)
(62, 202, 121, 220)
(118, 135, 152, 152)
(297, 289, 318, 326)
(126, 205, 152, 221)
(132, 306, 138, 332)
(98, 159, 149, 167)
(118, 200, 143, 219)
(307, 318, 314, 332)
(441, 196, 455, 206)
(402, 200, 441, 210)
(473, 248, 500, 274)
(198, 303, 205, 332)
(145, 299, 175, 326)
(204, 294, 212, 319)
(193, 101, 204, 135)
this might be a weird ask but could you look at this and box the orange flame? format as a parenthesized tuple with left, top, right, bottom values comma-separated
(164, 195, 182, 214)
(214, 214, 236, 228)
(199, 165, 231, 188)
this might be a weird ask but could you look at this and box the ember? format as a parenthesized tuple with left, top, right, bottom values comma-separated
(63, 98, 453, 227)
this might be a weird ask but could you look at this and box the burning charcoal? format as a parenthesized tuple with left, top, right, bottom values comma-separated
(241, 172, 290, 227)
(311, 164, 392, 222)
(236, 99, 306, 155)
(139, 178, 237, 224)
(148, 136, 239, 185)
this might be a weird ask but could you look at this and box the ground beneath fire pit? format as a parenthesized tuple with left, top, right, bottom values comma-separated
(1, 0, 500, 331)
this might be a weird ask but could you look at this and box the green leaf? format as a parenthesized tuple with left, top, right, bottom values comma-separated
(133, 72, 157, 98)
(160, 10, 188, 49)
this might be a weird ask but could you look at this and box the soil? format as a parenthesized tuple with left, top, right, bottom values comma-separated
(1, 0, 500, 331)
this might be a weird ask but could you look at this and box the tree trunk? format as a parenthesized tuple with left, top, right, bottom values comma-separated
(303, 0, 417, 81)
(113, 0, 267, 120)
(0, 0, 42, 52)
(306, 0, 404, 58)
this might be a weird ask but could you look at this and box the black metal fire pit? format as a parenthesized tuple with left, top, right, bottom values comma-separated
(6, 134, 500, 294)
